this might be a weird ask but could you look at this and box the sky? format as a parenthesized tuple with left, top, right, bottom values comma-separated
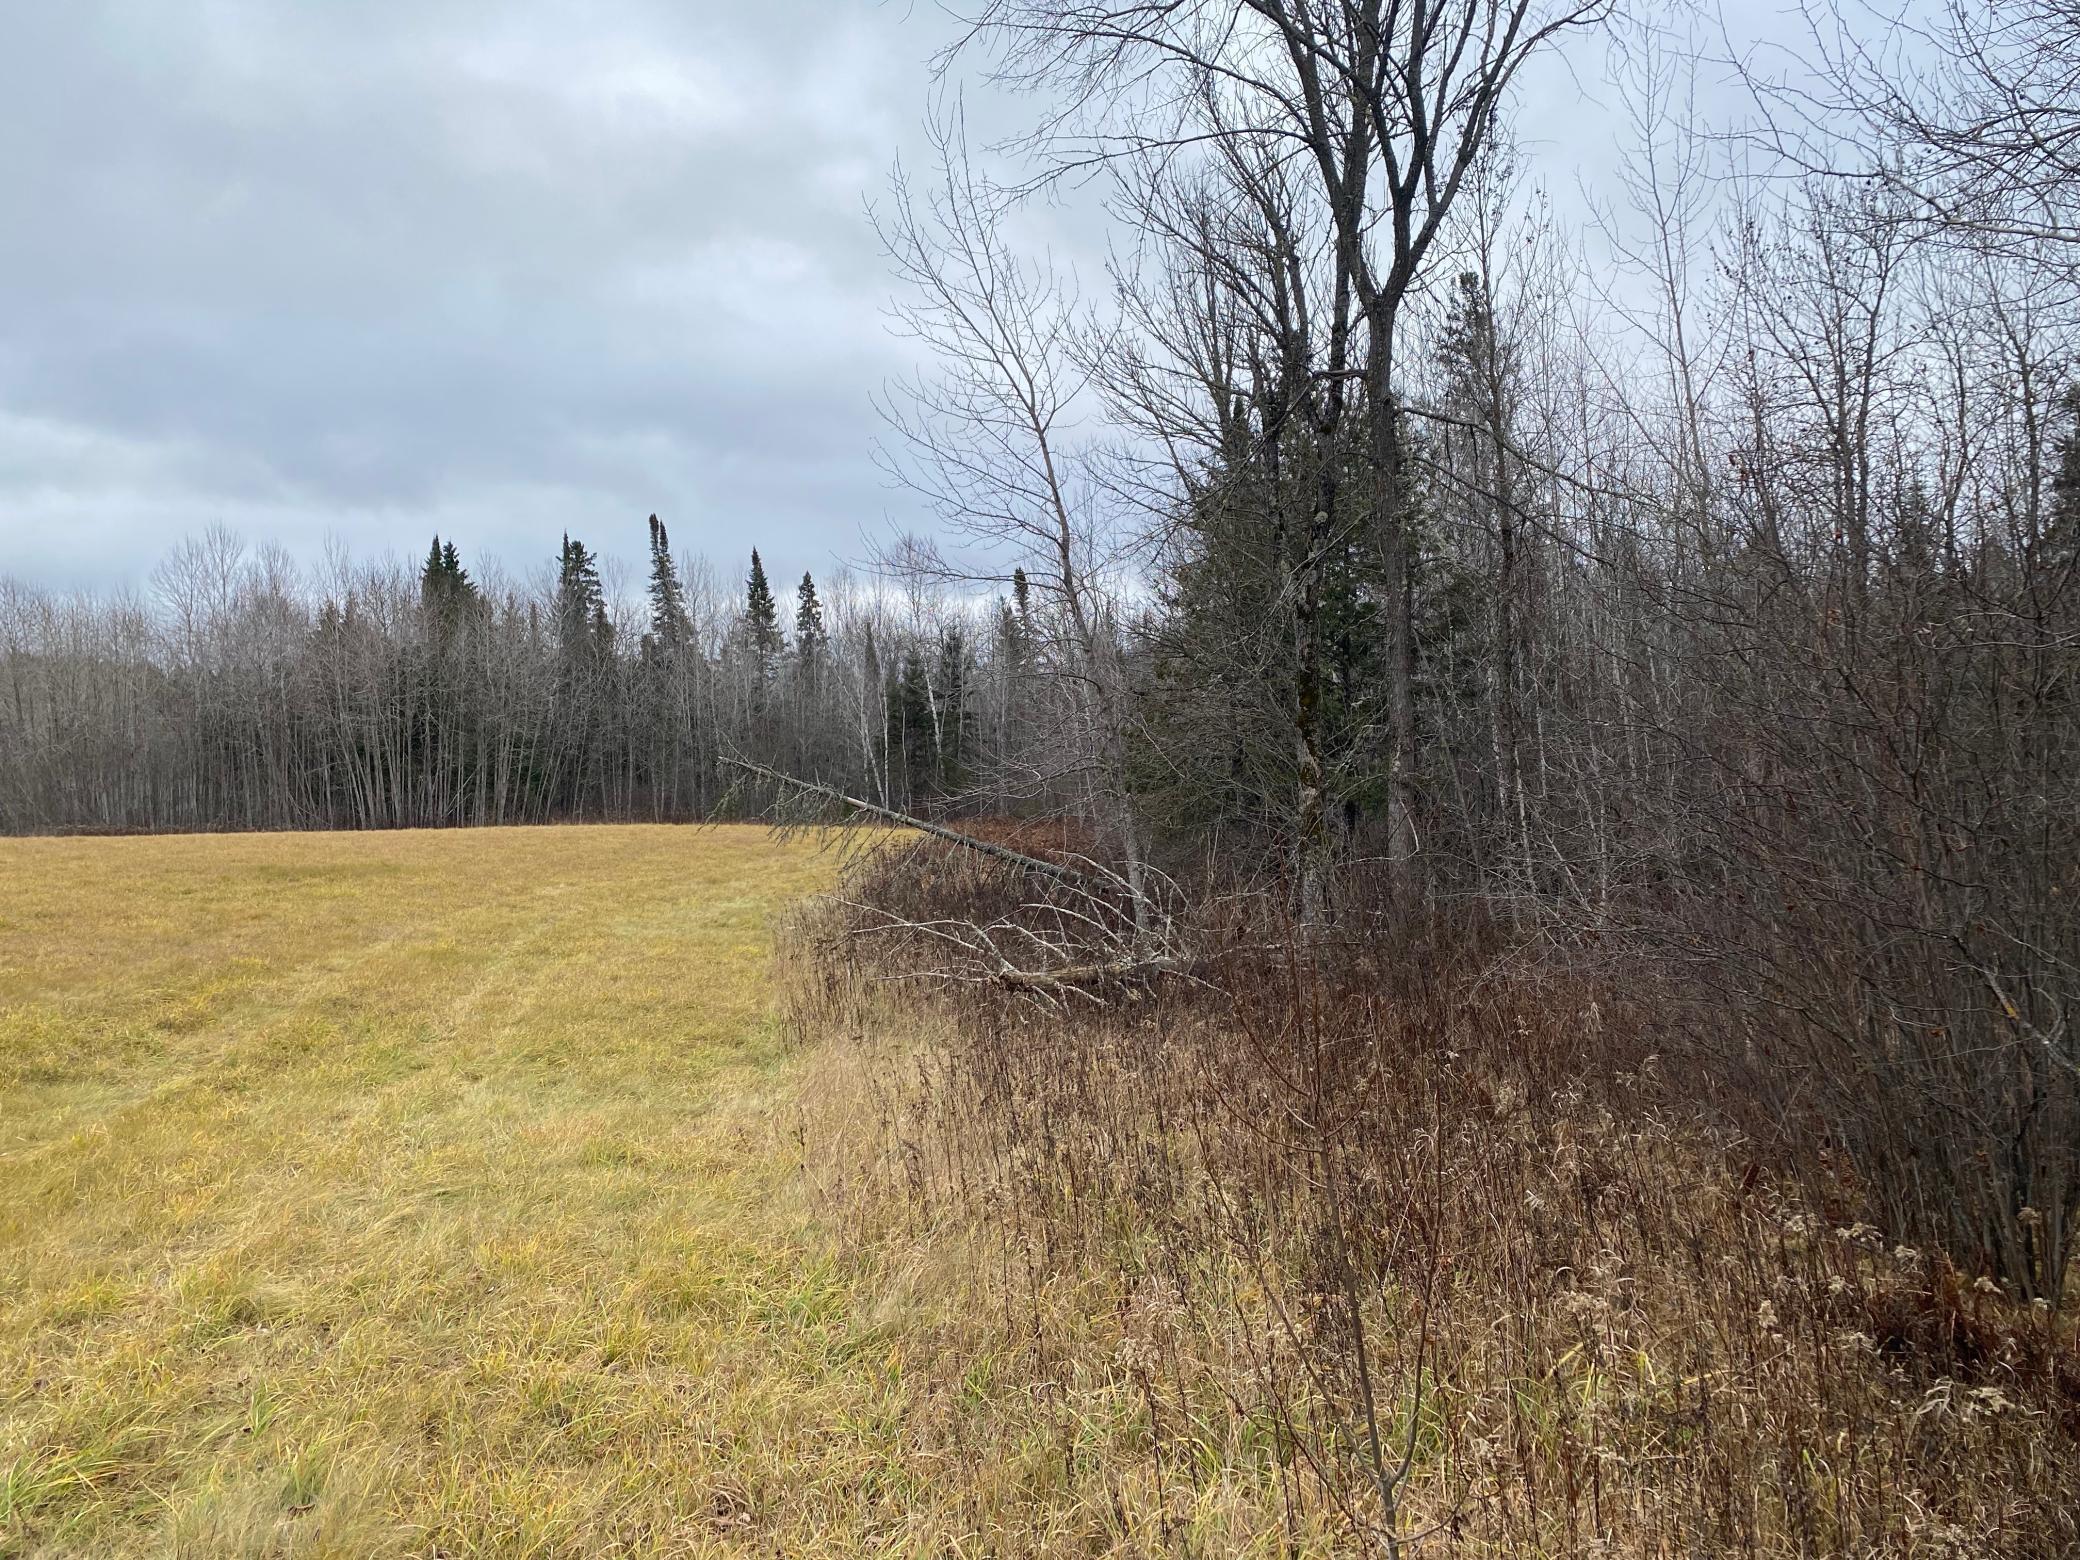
(0, 2, 1818, 599)
(0, 0, 978, 596)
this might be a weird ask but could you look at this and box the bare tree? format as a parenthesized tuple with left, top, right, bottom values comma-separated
(1764, 0, 2080, 276)
(872, 113, 1157, 930)
(953, 0, 1613, 914)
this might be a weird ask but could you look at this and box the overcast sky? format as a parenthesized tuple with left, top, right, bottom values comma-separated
(0, 1, 973, 595)
(0, 3, 1809, 598)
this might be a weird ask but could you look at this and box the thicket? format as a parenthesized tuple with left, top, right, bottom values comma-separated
(775, 2, 2080, 1550)
(789, 840, 2079, 1556)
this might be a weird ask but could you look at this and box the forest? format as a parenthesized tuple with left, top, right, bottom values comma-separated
(3, 1, 2076, 1549)
(0, 521, 1017, 832)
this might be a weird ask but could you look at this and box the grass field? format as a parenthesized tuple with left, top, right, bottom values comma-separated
(16, 826, 2057, 1558)
(0, 825, 944, 1557)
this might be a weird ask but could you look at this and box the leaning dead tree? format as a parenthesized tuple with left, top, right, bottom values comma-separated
(721, 753, 1200, 1007)
(719, 752, 1097, 887)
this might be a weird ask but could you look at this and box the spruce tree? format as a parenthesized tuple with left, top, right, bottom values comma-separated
(439, 541, 472, 598)
(421, 536, 445, 607)
(794, 572, 827, 670)
(935, 622, 970, 795)
(420, 535, 478, 620)
(888, 644, 935, 805)
(740, 550, 784, 660)
(554, 534, 610, 660)
(645, 515, 692, 654)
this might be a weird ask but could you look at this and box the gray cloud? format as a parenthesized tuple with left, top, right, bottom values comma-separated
(0, 0, 949, 592)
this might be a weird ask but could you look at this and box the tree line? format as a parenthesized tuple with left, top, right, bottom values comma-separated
(0, 521, 1035, 833)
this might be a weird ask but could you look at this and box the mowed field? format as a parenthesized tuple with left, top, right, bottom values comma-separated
(0, 826, 926, 1557)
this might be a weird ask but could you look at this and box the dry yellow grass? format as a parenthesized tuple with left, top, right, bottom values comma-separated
(0, 825, 952, 1558)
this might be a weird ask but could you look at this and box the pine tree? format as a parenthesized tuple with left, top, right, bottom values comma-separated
(644, 515, 692, 655)
(740, 550, 784, 660)
(794, 573, 827, 671)
(554, 534, 610, 660)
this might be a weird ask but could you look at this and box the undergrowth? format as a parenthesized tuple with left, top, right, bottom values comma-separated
(786, 840, 2080, 1557)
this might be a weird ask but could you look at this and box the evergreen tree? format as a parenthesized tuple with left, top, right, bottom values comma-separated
(794, 572, 827, 670)
(935, 622, 970, 795)
(729, 549, 786, 721)
(644, 515, 692, 655)
(554, 534, 610, 660)
(421, 535, 445, 605)
(420, 535, 479, 621)
(740, 550, 784, 660)
(550, 534, 613, 814)
(888, 644, 935, 806)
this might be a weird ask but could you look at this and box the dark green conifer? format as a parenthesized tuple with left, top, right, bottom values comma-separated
(421, 535, 479, 620)
(741, 550, 783, 659)
(645, 515, 691, 654)
(794, 572, 827, 671)
(554, 534, 610, 659)
(439, 541, 472, 596)
(421, 535, 445, 605)
(888, 644, 935, 803)
(935, 623, 970, 794)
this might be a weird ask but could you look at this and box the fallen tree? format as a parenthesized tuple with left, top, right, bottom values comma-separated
(720, 754, 1200, 1007)
(718, 754, 1100, 888)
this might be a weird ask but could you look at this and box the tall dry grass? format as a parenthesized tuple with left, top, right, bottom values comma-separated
(787, 842, 2080, 1557)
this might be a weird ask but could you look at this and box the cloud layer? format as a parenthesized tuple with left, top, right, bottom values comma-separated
(0, 0, 946, 590)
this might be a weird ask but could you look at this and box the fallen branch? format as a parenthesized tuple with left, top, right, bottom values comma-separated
(825, 892, 1205, 1012)
(736, 756, 1209, 1009)
(992, 951, 1196, 995)
(718, 754, 1104, 889)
